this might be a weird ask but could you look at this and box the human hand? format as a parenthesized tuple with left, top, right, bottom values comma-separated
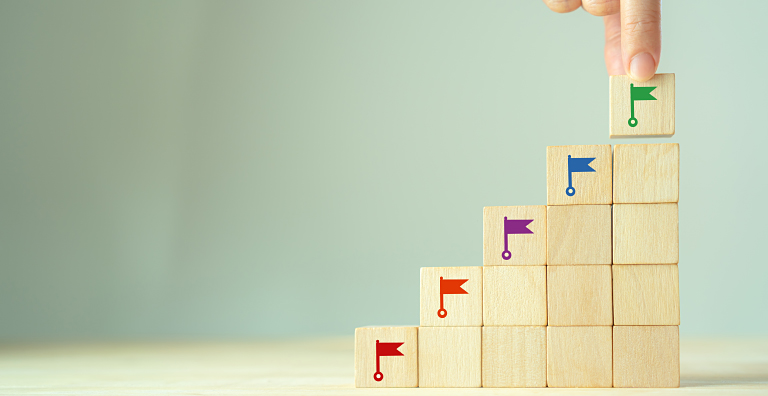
(543, 0, 661, 82)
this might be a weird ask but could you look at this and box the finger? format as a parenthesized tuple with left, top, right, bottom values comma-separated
(620, 0, 661, 81)
(583, 0, 620, 16)
(542, 0, 582, 13)
(604, 14, 624, 75)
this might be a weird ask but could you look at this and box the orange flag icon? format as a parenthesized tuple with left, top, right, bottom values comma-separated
(438, 276, 468, 318)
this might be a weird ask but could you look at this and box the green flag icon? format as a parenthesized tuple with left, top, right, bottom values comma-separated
(628, 83, 657, 127)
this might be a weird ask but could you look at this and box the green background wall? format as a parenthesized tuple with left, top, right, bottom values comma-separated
(1, 1, 765, 340)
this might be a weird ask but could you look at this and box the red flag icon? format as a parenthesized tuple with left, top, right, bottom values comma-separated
(438, 276, 468, 318)
(374, 340, 404, 381)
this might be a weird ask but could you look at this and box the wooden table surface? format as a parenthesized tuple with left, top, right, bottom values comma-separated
(0, 337, 766, 395)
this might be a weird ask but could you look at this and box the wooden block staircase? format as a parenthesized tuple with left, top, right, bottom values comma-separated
(355, 74, 679, 388)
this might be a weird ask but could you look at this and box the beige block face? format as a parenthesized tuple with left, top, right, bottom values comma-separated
(614, 143, 680, 204)
(547, 326, 613, 388)
(610, 73, 675, 137)
(613, 203, 679, 264)
(614, 326, 680, 388)
(482, 326, 546, 388)
(483, 206, 546, 266)
(547, 205, 612, 265)
(613, 265, 680, 325)
(483, 266, 547, 326)
(354, 327, 418, 388)
(418, 327, 482, 387)
(547, 145, 612, 205)
(420, 267, 482, 326)
(547, 266, 612, 326)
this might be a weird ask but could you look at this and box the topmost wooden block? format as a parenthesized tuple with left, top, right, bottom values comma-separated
(610, 74, 675, 138)
(547, 145, 612, 205)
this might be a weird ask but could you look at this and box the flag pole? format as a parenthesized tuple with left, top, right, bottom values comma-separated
(502, 217, 512, 260)
(628, 83, 638, 127)
(437, 277, 447, 318)
(374, 340, 383, 381)
(566, 155, 575, 196)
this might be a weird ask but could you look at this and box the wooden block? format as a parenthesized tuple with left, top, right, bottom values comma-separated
(610, 73, 675, 138)
(354, 326, 418, 387)
(483, 205, 546, 266)
(547, 326, 613, 388)
(547, 266, 612, 326)
(614, 143, 679, 204)
(419, 326, 482, 387)
(420, 267, 482, 326)
(614, 326, 680, 387)
(483, 266, 547, 326)
(482, 326, 546, 387)
(613, 265, 680, 325)
(613, 203, 678, 264)
(547, 205, 612, 265)
(547, 145, 612, 205)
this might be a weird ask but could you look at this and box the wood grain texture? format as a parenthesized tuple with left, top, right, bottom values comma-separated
(613, 203, 679, 264)
(483, 205, 546, 266)
(614, 326, 680, 388)
(547, 145, 612, 205)
(420, 267, 482, 327)
(547, 266, 612, 326)
(613, 265, 680, 325)
(613, 143, 679, 204)
(547, 326, 613, 388)
(610, 74, 675, 137)
(547, 205, 612, 265)
(355, 327, 418, 387)
(483, 266, 547, 326)
(482, 326, 546, 388)
(1, 338, 767, 394)
(418, 327, 481, 388)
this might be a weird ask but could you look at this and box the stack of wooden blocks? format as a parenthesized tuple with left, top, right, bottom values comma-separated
(355, 74, 679, 388)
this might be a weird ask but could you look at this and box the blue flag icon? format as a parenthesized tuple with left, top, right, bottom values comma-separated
(566, 155, 596, 196)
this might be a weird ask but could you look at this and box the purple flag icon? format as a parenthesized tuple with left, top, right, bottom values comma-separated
(502, 217, 533, 260)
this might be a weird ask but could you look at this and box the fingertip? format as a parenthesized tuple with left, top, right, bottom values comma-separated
(542, 0, 581, 13)
(620, 0, 661, 81)
(583, 0, 620, 16)
(628, 52, 657, 81)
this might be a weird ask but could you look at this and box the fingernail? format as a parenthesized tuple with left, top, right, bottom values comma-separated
(629, 52, 656, 81)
